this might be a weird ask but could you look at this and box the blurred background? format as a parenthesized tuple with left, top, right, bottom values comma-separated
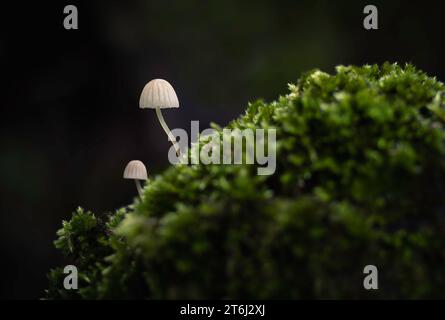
(2, 0, 445, 299)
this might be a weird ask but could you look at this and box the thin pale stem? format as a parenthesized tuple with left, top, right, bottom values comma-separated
(156, 107, 180, 156)
(135, 180, 143, 197)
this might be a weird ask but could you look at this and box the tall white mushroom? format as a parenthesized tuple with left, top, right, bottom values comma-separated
(139, 79, 180, 155)
(123, 160, 148, 196)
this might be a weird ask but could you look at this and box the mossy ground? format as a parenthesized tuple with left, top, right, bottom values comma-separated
(46, 63, 445, 299)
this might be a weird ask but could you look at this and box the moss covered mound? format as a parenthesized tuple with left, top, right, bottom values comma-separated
(46, 63, 445, 299)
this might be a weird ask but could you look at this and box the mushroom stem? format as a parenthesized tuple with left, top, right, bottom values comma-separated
(135, 180, 143, 197)
(156, 106, 180, 156)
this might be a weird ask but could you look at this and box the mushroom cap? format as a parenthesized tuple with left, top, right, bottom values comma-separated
(139, 79, 179, 109)
(123, 160, 148, 180)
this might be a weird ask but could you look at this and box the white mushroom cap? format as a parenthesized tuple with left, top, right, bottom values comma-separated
(139, 79, 179, 109)
(123, 160, 148, 180)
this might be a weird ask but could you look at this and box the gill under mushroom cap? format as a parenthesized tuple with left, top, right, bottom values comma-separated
(123, 160, 148, 180)
(139, 79, 179, 109)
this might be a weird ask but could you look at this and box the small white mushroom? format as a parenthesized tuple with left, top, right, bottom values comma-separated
(123, 160, 148, 196)
(139, 79, 180, 155)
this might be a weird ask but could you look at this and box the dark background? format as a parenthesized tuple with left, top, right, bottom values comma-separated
(1, 0, 445, 299)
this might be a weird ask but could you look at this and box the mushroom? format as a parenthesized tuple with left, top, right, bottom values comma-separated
(123, 160, 148, 196)
(139, 79, 181, 155)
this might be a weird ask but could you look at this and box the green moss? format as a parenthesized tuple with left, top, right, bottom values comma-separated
(46, 63, 445, 299)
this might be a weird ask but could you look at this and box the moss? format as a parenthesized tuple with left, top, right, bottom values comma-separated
(46, 63, 445, 299)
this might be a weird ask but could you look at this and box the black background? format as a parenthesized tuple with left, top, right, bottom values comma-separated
(2, 0, 445, 299)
